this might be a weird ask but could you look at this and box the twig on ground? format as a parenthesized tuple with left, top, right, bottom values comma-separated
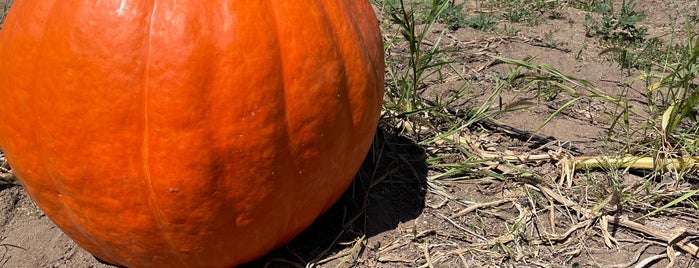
(377, 237, 409, 257)
(376, 255, 414, 264)
(422, 244, 434, 268)
(607, 215, 699, 257)
(438, 214, 485, 241)
(541, 219, 593, 244)
(315, 236, 365, 266)
(532, 184, 699, 258)
(450, 198, 516, 218)
(600, 216, 620, 249)
(607, 243, 653, 268)
(634, 252, 678, 268)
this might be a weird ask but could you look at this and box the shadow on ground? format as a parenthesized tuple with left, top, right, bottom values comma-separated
(242, 123, 428, 267)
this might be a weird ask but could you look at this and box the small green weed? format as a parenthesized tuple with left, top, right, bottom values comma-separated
(441, 3, 468, 30)
(497, 24, 521, 36)
(378, 0, 454, 113)
(644, 31, 699, 156)
(601, 37, 676, 74)
(440, 0, 562, 31)
(584, 0, 647, 43)
(543, 31, 567, 49)
(622, 38, 663, 71)
(504, 4, 533, 24)
(501, 0, 562, 25)
(569, 0, 612, 13)
(467, 13, 499, 31)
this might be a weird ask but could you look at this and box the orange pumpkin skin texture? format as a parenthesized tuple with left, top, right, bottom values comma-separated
(0, 1, 383, 267)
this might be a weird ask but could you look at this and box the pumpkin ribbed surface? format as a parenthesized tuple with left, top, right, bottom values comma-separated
(0, 1, 383, 267)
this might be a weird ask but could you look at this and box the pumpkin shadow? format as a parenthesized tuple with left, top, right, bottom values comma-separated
(243, 123, 428, 267)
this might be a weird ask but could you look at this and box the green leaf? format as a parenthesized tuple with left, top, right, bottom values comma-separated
(661, 104, 675, 134)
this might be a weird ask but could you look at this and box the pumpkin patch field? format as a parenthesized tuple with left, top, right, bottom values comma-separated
(0, 0, 698, 267)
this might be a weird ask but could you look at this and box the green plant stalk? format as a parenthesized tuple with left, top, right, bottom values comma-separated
(384, 0, 451, 113)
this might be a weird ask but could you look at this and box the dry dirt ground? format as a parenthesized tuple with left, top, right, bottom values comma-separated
(0, 1, 698, 267)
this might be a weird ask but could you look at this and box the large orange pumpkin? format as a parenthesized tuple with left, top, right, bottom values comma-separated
(0, 1, 383, 267)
